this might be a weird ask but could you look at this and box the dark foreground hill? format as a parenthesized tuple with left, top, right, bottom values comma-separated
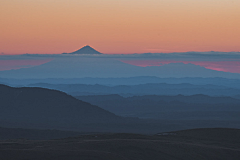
(0, 84, 122, 130)
(1, 84, 240, 133)
(0, 84, 191, 134)
(0, 128, 239, 160)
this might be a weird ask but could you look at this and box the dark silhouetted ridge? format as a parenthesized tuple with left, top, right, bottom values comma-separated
(0, 84, 121, 130)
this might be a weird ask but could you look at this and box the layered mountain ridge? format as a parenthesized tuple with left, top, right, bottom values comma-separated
(0, 84, 121, 130)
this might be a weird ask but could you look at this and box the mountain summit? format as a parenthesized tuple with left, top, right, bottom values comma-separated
(66, 45, 103, 55)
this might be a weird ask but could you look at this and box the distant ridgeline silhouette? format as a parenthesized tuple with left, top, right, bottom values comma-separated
(63, 45, 103, 55)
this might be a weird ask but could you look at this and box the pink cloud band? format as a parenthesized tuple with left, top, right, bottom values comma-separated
(121, 60, 240, 73)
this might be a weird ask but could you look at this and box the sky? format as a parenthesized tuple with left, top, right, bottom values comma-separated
(1, 0, 240, 54)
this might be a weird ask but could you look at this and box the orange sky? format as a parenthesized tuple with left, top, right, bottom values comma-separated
(0, 0, 240, 54)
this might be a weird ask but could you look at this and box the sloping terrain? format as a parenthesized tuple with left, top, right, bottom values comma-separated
(0, 85, 186, 134)
(1, 84, 240, 134)
(0, 84, 122, 130)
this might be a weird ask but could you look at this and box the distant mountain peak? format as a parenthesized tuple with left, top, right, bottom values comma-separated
(65, 45, 103, 55)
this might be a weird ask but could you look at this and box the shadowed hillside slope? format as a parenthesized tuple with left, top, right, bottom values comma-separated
(2, 84, 240, 133)
(0, 85, 122, 130)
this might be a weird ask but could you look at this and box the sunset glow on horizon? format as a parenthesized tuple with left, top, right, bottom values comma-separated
(121, 60, 240, 73)
(1, 0, 240, 54)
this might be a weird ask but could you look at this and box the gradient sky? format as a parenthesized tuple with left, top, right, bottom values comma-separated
(1, 0, 240, 54)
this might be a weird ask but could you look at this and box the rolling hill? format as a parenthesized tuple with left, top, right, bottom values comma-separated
(0, 84, 122, 130)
